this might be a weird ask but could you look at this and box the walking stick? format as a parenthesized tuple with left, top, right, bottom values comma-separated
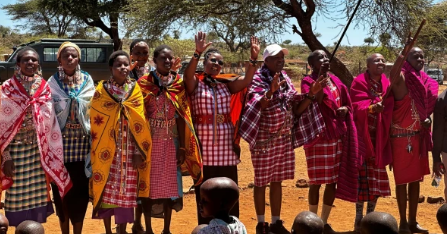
(318, 0, 362, 78)
(329, 0, 363, 63)
(382, 19, 426, 101)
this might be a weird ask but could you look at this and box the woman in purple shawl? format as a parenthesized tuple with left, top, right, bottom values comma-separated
(350, 53, 392, 231)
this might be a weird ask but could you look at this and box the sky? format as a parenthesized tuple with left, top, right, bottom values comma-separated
(0, 0, 432, 47)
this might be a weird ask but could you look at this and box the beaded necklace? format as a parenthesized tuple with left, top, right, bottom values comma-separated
(368, 74, 383, 99)
(58, 65, 81, 86)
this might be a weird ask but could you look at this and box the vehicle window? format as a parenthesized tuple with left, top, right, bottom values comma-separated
(80, 48, 106, 63)
(43, 47, 58, 62)
(427, 70, 440, 75)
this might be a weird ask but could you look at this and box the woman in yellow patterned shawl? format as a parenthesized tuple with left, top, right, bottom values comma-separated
(90, 51, 151, 234)
(138, 45, 202, 234)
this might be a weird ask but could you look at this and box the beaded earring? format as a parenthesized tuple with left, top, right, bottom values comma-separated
(37, 65, 43, 76)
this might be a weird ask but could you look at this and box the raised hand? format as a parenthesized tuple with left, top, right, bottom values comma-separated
(250, 36, 261, 60)
(310, 75, 328, 95)
(171, 57, 182, 72)
(129, 55, 138, 71)
(195, 31, 212, 54)
(270, 73, 286, 93)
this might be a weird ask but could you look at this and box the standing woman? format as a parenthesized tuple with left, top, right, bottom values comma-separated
(138, 44, 202, 234)
(129, 39, 153, 234)
(183, 31, 260, 224)
(129, 39, 153, 80)
(0, 47, 71, 226)
(90, 50, 152, 234)
(48, 42, 95, 234)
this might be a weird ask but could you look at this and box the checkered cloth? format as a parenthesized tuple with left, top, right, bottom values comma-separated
(357, 158, 390, 202)
(305, 139, 342, 185)
(101, 116, 139, 208)
(61, 127, 90, 163)
(191, 80, 239, 166)
(147, 93, 179, 199)
(240, 65, 324, 150)
(302, 73, 360, 202)
(3, 126, 49, 212)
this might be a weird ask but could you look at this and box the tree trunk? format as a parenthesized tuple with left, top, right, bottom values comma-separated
(296, 19, 354, 87)
(109, 13, 122, 51)
(272, 0, 354, 87)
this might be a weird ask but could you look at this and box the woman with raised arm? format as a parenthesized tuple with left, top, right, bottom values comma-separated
(138, 44, 202, 234)
(183, 31, 260, 224)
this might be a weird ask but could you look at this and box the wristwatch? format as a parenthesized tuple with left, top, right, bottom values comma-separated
(306, 93, 316, 100)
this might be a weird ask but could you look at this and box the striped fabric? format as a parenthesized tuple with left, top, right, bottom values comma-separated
(4, 128, 49, 212)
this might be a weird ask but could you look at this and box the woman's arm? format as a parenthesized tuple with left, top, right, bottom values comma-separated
(227, 36, 261, 94)
(184, 32, 212, 95)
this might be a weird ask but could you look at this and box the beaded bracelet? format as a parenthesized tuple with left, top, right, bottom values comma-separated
(249, 58, 257, 67)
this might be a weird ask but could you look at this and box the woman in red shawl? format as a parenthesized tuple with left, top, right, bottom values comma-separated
(350, 53, 392, 231)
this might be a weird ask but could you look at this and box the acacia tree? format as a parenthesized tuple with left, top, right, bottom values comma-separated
(2, 0, 77, 37)
(125, 0, 288, 53)
(417, 1, 447, 65)
(41, 0, 128, 50)
(271, 0, 432, 86)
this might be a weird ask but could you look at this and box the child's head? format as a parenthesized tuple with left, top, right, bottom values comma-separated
(15, 220, 44, 234)
(0, 213, 8, 234)
(191, 224, 208, 234)
(199, 177, 239, 218)
(437, 203, 447, 233)
(291, 211, 323, 234)
(360, 212, 398, 234)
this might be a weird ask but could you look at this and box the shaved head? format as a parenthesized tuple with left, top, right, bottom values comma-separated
(366, 53, 384, 65)
(291, 211, 324, 234)
(360, 212, 398, 234)
(15, 220, 44, 234)
(406, 47, 425, 71)
(0, 213, 8, 234)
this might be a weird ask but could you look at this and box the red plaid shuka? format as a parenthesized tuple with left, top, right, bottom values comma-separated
(190, 79, 238, 166)
(240, 66, 324, 186)
(305, 139, 342, 184)
(240, 65, 324, 150)
(302, 73, 360, 202)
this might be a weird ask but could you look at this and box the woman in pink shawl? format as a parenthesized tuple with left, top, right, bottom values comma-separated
(350, 53, 392, 231)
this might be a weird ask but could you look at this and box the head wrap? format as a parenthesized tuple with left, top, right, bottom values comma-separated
(57, 41, 81, 60)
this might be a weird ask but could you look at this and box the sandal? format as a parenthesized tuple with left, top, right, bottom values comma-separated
(132, 224, 145, 234)
(296, 179, 309, 188)
(427, 196, 445, 204)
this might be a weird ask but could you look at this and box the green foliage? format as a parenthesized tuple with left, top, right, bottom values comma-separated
(124, 0, 288, 53)
(1, 0, 78, 37)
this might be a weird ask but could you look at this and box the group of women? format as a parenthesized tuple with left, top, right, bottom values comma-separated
(0, 31, 260, 234)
